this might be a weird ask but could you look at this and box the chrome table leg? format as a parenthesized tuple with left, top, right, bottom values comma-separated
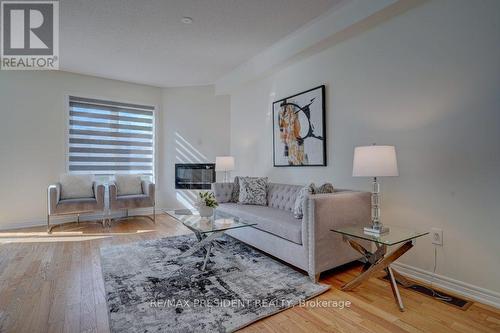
(201, 242, 213, 271)
(179, 231, 224, 259)
(388, 266, 405, 311)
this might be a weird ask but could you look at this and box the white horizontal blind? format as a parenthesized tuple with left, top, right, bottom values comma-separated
(68, 96, 154, 176)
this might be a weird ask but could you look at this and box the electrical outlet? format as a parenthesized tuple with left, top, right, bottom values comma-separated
(431, 228, 443, 246)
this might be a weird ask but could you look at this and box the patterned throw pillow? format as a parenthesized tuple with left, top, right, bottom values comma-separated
(238, 177, 268, 206)
(230, 177, 240, 202)
(318, 183, 335, 193)
(309, 182, 335, 194)
(293, 186, 313, 219)
(293, 182, 335, 219)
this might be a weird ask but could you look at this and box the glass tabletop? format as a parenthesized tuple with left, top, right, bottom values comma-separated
(165, 209, 257, 234)
(331, 225, 428, 246)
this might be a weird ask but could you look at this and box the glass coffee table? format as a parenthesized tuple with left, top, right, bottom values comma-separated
(331, 225, 428, 311)
(165, 209, 257, 271)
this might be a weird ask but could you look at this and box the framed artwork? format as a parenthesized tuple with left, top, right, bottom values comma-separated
(272, 85, 326, 167)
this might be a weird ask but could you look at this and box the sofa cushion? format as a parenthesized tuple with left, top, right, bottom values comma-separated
(110, 194, 153, 210)
(211, 182, 234, 203)
(217, 203, 302, 244)
(267, 183, 303, 213)
(238, 177, 268, 206)
(115, 174, 143, 196)
(55, 197, 98, 214)
(59, 174, 94, 200)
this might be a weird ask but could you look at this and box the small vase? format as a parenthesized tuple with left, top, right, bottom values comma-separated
(198, 205, 214, 218)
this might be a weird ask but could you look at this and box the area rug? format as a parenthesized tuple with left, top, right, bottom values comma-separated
(100, 235, 329, 333)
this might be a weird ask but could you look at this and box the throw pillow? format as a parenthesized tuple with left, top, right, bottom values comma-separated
(115, 174, 143, 196)
(293, 185, 313, 219)
(293, 182, 335, 219)
(318, 183, 335, 193)
(59, 174, 94, 200)
(238, 177, 268, 206)
(230, 176, 240, 202)
(309, 182, 335, 194)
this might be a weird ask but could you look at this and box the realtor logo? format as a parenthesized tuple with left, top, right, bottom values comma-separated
(1, 0, 59, 70)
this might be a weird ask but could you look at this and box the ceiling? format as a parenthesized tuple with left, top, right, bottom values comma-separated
(60, 0, 343, 87)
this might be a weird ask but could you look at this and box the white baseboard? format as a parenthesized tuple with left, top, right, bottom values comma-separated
(0, 207, 161, 231)
(392, 262, 500, 309)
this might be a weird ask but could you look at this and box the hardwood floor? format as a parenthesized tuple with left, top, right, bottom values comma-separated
(0, 214, 498, 333)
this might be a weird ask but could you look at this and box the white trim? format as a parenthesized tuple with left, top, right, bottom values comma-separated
(392, 262, 500, 309)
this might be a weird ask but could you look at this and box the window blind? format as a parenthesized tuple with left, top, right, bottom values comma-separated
(68, 96, 154, 176)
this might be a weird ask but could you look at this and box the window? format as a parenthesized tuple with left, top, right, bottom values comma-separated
(68, 96, 155, 177)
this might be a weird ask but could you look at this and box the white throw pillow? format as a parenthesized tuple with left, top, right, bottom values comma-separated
(59, 174, 94, 200)
(115, 174, 143, 196)
(238, 177, 268, 206)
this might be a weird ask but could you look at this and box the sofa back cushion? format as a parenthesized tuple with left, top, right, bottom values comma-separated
(211, 182, 234, 203)
(60, 174, 94, 200)
(267, 183, 303, 213)
(115, 174, 143, 196)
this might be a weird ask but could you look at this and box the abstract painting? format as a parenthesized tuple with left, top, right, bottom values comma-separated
(273, 85, 326, 166)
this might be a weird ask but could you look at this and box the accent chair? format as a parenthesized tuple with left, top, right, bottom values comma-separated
(108, 174, 155, 225)
(47, 174, 106, 233)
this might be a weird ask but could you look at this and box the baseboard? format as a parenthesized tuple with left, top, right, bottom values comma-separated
(0, 207, 163, 231)
(392, 262, 500, 309)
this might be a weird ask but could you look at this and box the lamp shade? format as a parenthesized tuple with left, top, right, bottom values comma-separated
(352, 145, 398, 177)
(215, 156, 235, 171)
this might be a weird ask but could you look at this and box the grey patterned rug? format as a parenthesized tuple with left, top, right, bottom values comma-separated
(100, 235, 329, 333)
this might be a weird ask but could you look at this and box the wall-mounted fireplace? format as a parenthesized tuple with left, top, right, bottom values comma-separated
(175, 163, 216, 190)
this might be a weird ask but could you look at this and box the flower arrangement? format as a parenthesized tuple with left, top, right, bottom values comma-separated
(198, 191, 218, 208)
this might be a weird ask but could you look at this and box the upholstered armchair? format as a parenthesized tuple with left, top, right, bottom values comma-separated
(47, 175, 106, 233)
(108, 175, 155, 224)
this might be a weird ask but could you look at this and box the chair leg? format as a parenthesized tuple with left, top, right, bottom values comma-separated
(153, 205, 156, 224)
(77, 214, 80, 224)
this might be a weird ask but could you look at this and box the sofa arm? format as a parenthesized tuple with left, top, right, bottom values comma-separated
(304, 191, 371, 274)
(142, 180, 155, 203)
(93, 182, 105, 209)
(47, 183, 61, 215)
(109, 182, 117, 201)
(309, 191, 371, 233)
(212, 182, 234, 203)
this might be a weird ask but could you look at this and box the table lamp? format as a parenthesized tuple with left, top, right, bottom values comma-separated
(352, 145, 398, 234)
(215, 156, 235, 183)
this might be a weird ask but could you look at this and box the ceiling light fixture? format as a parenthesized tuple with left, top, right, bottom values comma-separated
(181, 17, 193, 24)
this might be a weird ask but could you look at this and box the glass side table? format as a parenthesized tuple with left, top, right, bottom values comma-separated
(331, 225, 428, 311)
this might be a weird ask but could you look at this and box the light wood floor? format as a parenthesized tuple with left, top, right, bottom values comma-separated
(0, 214, 498, 333)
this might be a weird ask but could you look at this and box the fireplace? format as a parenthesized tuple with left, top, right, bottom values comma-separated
(175, 163, 216, 190)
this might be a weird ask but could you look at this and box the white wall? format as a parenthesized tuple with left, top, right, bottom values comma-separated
(0, 71, 230, 228)
(158, 85, 230, 210)
(0, 71, 162, 228)
(228, 0, 500, 293)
